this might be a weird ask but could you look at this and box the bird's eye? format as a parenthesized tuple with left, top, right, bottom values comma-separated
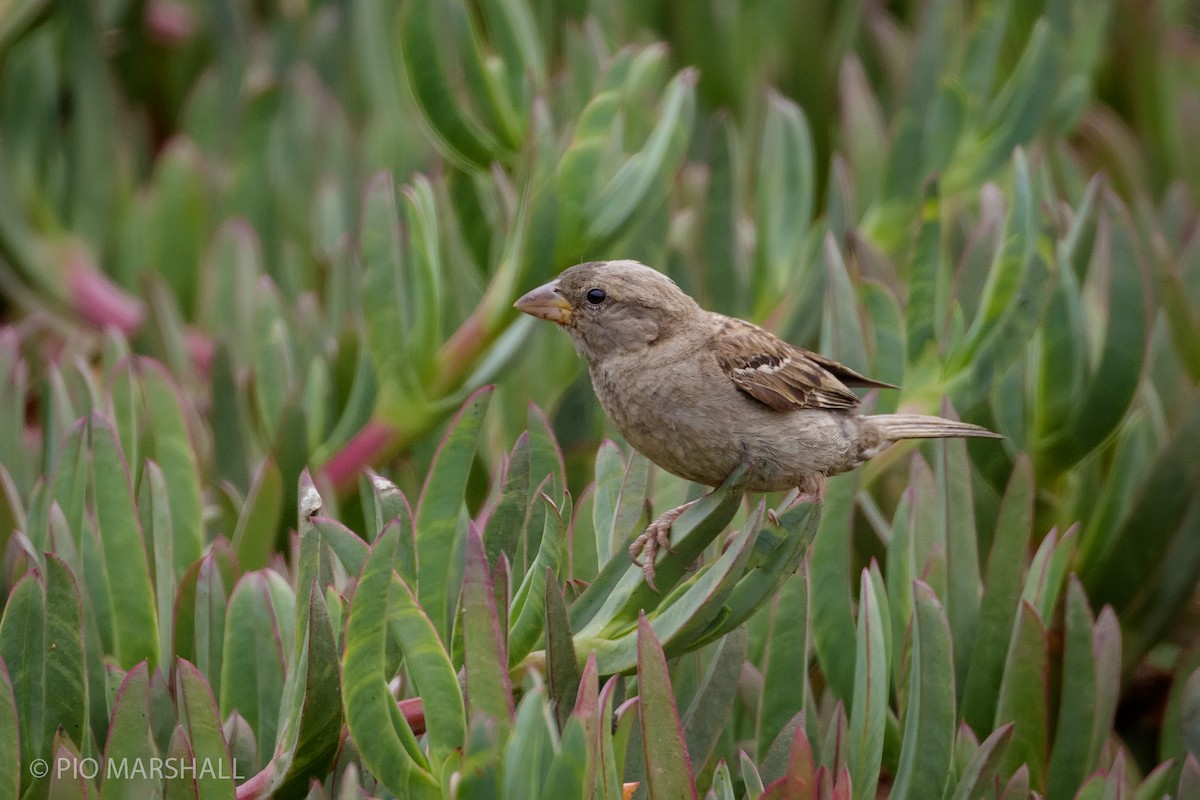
(586, 287, 607, 305)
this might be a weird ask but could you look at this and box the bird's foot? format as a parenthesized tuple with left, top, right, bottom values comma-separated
(768, 477, 826, 524)
(629, 500, 697, 591)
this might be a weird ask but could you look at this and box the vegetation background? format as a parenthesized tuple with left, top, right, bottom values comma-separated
(1, 0, 1199, 797)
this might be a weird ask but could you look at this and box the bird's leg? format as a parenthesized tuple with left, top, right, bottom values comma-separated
(766, 476, 826, 525)
(629, 499, 698, 591)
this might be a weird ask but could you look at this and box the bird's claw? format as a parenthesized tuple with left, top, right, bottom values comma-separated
(629, 501, 695, 592)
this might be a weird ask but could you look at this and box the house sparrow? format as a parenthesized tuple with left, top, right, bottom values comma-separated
(515, 260, 1000, 588)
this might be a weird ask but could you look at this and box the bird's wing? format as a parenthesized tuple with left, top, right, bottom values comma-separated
(710, 316, 894, 412)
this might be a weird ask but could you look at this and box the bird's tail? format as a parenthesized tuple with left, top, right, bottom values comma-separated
(866, 414, 1002, 442)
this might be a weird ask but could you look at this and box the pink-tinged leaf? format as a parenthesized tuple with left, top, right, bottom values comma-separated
(763, 726, 816, 799)
(995, 603, 1048, 788)
(1178, 753, 1200, 800)
(637, 612, 697, 799)
(1091, 607, 1122, 765)
(461, 526, 514, 736)
(0, 659, 18, 800)
(545, 569, 580, 733)
(571, 653, 600, 797)
(163, 724, 198, 800)
(761, 712, 808, 786)
(597, 675, 624, 800)
(831, 766, 852, 800)
(320, 420, 401, 495)
(48, 728, 93, 799)
(103, 663, 158, 800)
(67, 253, 145, 333)
(947, 723, 1013, 800)
(1001, 765, 1030, 800)
(174, 659, 236, 799)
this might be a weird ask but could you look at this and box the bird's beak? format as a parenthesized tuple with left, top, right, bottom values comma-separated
(514, 280, 574, 325)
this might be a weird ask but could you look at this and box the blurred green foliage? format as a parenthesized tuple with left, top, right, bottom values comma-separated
(1, 0, 1200, 797)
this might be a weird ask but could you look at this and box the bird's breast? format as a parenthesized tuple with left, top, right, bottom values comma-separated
(586, 350, 867, 491)
(587, 350, 756, 486)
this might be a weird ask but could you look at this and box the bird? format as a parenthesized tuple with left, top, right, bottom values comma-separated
(514, 259, 1001, 588)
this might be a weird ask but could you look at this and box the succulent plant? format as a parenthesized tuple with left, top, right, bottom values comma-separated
(2, 0, 1200, 798)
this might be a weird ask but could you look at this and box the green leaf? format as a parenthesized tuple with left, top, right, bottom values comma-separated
(191, 553, 228, 701)
(341, 524, 439, 798)
(961, 455, 1033, 736)
(483, 432, 531, 569)
(949, 20, 1061, 191)
(637, 612, 697, 799)
(570, 466, 747, 639)
(399, 0, 512, 170)
(42, 555, 87, 759)
(947, 723, 1014, 800)
(88, 415, 159, 668)
(138, 461, 177, 671)
(1039, 194, 1147, 472)
(848, 569, 887, 800)
(139, 360, 204, 575)
(757, 570, 810, 758)
(811, 473, 860, 703)
(820, 235, 870, 373)
(584, 501, 761, 674)
(584, 68, 697, 250)
(502, 676, 556, 798)
(545, 570, 580, 734)
(174, 659, 237, 800)
(695, 502, 820, 647)
(681, 627, 747, 776)
(905, 183, 944, 365)
(219, 572, 288, 769)
(1020, 525, 1077, 631)
(509, 494, 565, 666)
(754, 91, 814, 293)
(392, 573, 466, 768)
(0, 572, 45, 778)
(591, 443, 649, 565)
(47, 729, 93, 800)
(880, 0, 954, 204)
(952, 150, 1047, 408)
(102, 663, 159, 800)
(0, 660, 18, 800)
(890, 582, 955, 800)
(417, 385, 493, 642)
(1045, 576, 1106, 800)
(312, 516, 369, 579)
(994, 601, 1048, 787)
(230, 458, 283, 573)
(270, 583, 345, 798)
(934, 414, 981, 692)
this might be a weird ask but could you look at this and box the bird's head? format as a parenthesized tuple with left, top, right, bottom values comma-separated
(514, 260, 702, 361)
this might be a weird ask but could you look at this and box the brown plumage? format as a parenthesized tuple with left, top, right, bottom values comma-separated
(515, 259, 1000, 587)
